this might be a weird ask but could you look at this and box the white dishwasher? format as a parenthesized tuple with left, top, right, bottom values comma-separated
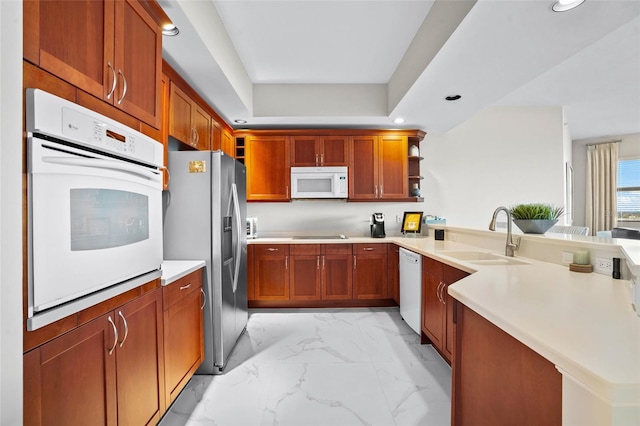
(399, 247, 422, 335)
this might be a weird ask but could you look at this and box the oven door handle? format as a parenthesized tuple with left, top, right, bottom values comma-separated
(42, 156, 160, 180)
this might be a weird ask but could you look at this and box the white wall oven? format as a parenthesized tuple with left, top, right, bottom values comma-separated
(26, 89, 164, 330)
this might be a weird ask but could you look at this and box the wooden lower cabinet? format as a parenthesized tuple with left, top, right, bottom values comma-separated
(162, 268, 204, 407)
(249, 243, 396, 306)
(452, 302, 562, 426)
(353, 244, 388, 299)
(388, 244, 400, 305)
(253, 245, 290, 300)
(290, 245, 321, 300)
(24, 288, 165, 426)
(421, 256, 468, 363)
(320, 244, 353, 300)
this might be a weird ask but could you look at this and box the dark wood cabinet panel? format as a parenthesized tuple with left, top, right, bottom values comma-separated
(378, 135, 408, 199)
(350, 135, 408, 199)
(114, 288, 164, 426)
(253, 245, 290, 300)
(115, 0, 162, 128)
(163, 269, 204, 407)
(291, 135, 349, 166)
(421, 256, 468, 364)
(452, 302, 562, 426)
(349, 135, 378, 199)
(319, 244, 353, 301)
(388, 244, 400, 305)
(246, 135, 290, 201)
(24, 288, 164, 426)
(24, 0, 162, 128)
(24, 312, 117, 426)
(169, 81, 211, 150)
(290, 255, 321, 300)
(321, 136, 349, 166)
(353, 244, 388, 299)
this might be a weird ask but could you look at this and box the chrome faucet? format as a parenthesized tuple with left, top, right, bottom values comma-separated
(489, 206, 521, 257)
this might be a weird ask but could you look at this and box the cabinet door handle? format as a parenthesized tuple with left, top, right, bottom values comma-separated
(107, 315, 118, 355)
(285, 255, 289, 269)
(106, 61, 117, 100)
(320, 153, 324, 166)
(266, 247, 279, 252)
(363, 247, 375, 251)
(201, 288, 206, 310)
(322, 255, 325, 269)
(353, 255, 357, 269)
(374, 185, 378, 198)
(436, 282, 442, 303)
(180, 282, 192, 290)
(317, 256, 320, 269)
(286, 185, 289, 198)
(380, 184, 383, 197)
(315, 154, 319, 166)
(117, 69, 127, 105)
(118, 311, 129, 347)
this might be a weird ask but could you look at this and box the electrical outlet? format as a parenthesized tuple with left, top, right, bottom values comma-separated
(396, 215, 402, 223)
(595, 257, 613, 274)
(562, 251, 574, 264)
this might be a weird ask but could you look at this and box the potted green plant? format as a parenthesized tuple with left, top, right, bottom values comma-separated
(510, 203, 565, 234)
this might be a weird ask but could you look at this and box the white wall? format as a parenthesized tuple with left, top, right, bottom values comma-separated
(0, 1, 23, 424)
(572, 132, 640, 228)
(422, 106, 566, 230)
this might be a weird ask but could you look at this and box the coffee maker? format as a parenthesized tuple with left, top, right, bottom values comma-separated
(370, 213, 386, 238)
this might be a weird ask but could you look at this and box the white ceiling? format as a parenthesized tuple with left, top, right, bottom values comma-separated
(160, 0, 640, 140)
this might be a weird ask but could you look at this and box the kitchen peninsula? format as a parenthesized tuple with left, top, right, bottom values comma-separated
(249, 227, 640, 425)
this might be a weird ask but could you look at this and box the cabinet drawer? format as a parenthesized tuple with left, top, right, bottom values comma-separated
(353, 243, 388, 255)
(163, 269, 203, 310)
(322, 244, 352, 255)
(290, 244, 320, 255)
(254, 245, 290, 256)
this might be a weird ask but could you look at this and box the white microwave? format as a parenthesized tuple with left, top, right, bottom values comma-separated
(290, 166, 348, 199)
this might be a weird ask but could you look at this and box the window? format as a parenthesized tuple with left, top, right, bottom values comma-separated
(617, 158, 640, 221)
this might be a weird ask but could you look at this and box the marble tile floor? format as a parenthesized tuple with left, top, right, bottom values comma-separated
(159, 308, 452, 426)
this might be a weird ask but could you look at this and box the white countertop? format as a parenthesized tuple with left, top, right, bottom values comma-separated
(161, 260, 206, 286)
(250, 234, 640, 408)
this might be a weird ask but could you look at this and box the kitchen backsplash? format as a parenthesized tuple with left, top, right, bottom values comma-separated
(247, 200, 435, 237)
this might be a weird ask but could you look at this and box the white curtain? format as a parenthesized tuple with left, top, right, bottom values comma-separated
(585, 142, 618, 235)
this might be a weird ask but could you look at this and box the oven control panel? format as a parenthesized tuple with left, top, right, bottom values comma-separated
(26, 88, 163, 168)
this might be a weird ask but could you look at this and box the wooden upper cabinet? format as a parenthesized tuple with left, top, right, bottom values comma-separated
(349, 135, 379, 199)
(378, 135, 408, 199)
(114, 0, 162, 128)
(246, 135, 291, 201)
(291, 135, 349, 166)
(349, 135, 407, 200)
(169, 81, 211, 150)
(24, 0, 162, 129)
(221, 129, 235, 157)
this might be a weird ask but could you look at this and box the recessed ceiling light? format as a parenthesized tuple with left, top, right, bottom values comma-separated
(551, 0, 586, 12)
(162, 24, 180, 36)
(445, 95, 462, 101)
(234, 119, 247, 124)
(393, 118, 405, 124)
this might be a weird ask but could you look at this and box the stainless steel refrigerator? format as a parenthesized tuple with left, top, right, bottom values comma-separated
(163, 150, 248, 374)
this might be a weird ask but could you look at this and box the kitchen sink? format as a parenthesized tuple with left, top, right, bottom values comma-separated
(438, 250, 530, 266)
(437, 250, 502, 261)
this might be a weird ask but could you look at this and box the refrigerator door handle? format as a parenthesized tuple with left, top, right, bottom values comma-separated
(231, 183, 242, 294)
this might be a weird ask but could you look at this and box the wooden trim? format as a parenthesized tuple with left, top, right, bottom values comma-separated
(236, 128, 426, 139)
